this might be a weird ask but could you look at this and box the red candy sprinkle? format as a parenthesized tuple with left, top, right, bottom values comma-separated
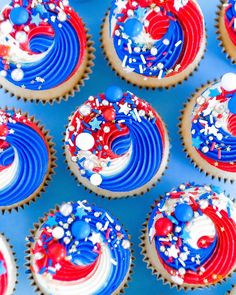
(155, 217, 173, 236)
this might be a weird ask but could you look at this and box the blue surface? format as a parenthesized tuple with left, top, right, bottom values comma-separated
(0, 0, 234, 294)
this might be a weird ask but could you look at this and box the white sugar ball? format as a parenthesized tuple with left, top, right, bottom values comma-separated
(104, 126, 110, 133)
(221, 73, 236, 91)
(150, 47, 158, 56)
(0, 70, 7, 77)
(57, 11, 67, 22)
(79, 104, 91, 116)
(90, 173, 102, 186)
(122, 239, 130, 249)
(76, 133, 95, 151)
(0, 21, 13, 35)
(60, 203, 73, 216)
(52, 226, 64, 239)
(83, 159, 95, 170)
(11, 68, 24, 82)
(163, 38, 170, 45)
(15, 31, 27, 43)
(201, 146, 209, 153)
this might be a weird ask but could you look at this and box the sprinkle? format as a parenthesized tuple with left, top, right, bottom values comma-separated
(110, 258, 118, 266)
(175, 40, 182, 47)
(140, 54, 146, 64)
(158, 70, 163, 79)
(122, 55, 128, 67)
(139, 64, 143, 74)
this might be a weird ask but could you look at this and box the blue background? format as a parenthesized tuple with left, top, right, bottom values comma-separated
(0, 0, 235, 294)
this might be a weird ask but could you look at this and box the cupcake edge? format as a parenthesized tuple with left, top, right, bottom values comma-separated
(100, 1, 207, 89)
(63, 102, 170, 199)
(0, 233, 18, 295)
(0, 107, 57, 213)
(25, 204, 134, 295)
(140, 188, 236, 290)
(179, 80, 236, 182)
(0, 27, 95, 104)
(216, 0, 236, 64)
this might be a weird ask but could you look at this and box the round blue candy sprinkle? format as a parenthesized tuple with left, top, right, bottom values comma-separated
(10, 7, 29, 25)
(71, 221, 91, 240)
(123, 18, 143, 38)
(174, 203, 194, 223)
(105, 86, 123, 103)
(228, 93, 236, 114)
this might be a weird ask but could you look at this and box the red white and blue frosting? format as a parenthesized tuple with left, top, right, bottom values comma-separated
(65, 86, 168, 195)
(0, 0, 86, 90)
(190, 73, 236, 173)
(224, 0, 236, 46)
(0, 109, 49, 207)
(109, 0, 204, 79)
(147, 183, 236, 286)
(29, 200, 132, 295)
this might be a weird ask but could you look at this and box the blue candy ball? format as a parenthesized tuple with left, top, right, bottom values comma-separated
(71, 221, 91, 240)
(105, 86, 123, 102)
(123, 18, 143, 37)
(10, 7, 29, 25)
(174, 204, 193, 223)
(228, 94, 236, 114)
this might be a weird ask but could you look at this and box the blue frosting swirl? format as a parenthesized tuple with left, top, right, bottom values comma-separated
(0, 2, 82, 90)
(0, 116, 49, 206)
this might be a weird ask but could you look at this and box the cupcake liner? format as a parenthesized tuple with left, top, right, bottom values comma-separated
(25, 205, 134, 295)
(0, 233, 18, 294)
(216, 0, 236, 64)
(0, 107, 57, 213)
(227, 285, 236, 294)
(0, 26, 95, 104)
(140, 194, 236, 291)
(62, 105, 170, 199)
(100, 8, 207, 90)
(179, 81, 236, 183)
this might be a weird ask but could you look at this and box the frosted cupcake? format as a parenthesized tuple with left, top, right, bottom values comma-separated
(26, 200, 133, 295)
(101, 0, 206, 88)
(64, 86, 170, 198)
(0, 0, 94, 102)
(141, 183, 236, 288)
(180, 73, 236, 181)
(0, 234, 17, 295)
(217, 0, 236, 62)
(0, 109, 56, 212)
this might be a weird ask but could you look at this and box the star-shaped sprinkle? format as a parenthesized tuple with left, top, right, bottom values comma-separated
(192, 136, 202, 148)
(135, 7, 146, 19)
(0, 261, 6, 275)
(115, 0, 128, 11)
(89, 232, 101, 245)
(167, 245, 180, 259)
(45, 215, 57, 227)
(209, 88, 221, 97)
(119, 102, 131, 115)
(90, 117, 102, 131)
(75, 207, 87, 219)
(181, 229, 191, 241)
(31, 13, 42, 26)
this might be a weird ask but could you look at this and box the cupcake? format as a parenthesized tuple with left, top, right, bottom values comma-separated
(141, 183, 236, 288)
(64, 86, 170, 198)
(0, 109, 56, 212)
(217, 0, 236, 63)
(101, 0, 206, 88)
(26, 200, 133, 295)
(0, 234, 17, 295)
(0, 0, 94, 103)
(180, 73, 236, 181)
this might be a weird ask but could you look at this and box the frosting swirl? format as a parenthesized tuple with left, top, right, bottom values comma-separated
(147, 183, 236, 286)
(224, 0, 236, 46)
(0, 109, 49, 207)
(29, 200, 132, 295)
(0, 234, 17, 295)
(190, 73, 236, 173)
(0, 0, 86, 90)
(109, 0, 204, 78)
(65, 86, 169, 195)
